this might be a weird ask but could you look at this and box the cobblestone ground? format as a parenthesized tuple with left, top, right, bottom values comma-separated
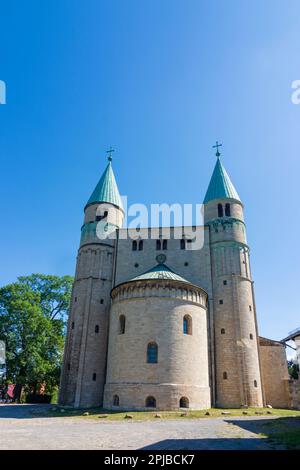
(0, 404, 275, 450)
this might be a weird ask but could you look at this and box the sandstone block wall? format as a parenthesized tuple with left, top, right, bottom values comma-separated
(259, 337, 291, 408)
(104, 280, 211, 410)
(59, 202, 124, 408)
(290, 379, 300, 410)
(206, 198, 263, 408)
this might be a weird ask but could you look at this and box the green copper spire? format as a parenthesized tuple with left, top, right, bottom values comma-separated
(86, 151, 123, 210)
(203, 145, 240, 204)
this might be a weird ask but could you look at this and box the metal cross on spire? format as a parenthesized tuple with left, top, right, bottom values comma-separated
(213, 141, 222, 158)
(106, 146, 115, 162)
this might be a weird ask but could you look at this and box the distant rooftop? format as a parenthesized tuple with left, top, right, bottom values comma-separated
(281, 327, 300, 342)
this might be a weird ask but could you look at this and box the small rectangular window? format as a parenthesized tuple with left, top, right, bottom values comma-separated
(249, 305, 252, 311)
(225, 203, 231, 217)
(223, 280, 227, 286)
(92, 373, 96, 381)
(100, 299, 104, 304)
(219, 300, 223, 305)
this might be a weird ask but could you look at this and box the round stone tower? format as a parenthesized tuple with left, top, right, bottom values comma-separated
(59, 155, 124, 408)
(204, 152, 263, 408)
(103, 260, 211, 410)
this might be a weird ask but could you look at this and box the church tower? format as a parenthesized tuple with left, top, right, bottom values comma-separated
(204, 144, 263, 408)
(59, 152, 124, 408)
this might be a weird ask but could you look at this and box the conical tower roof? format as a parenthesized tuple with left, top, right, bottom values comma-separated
(203, 157, 240, 204)
(130, 262, 189, 283)
(86, 159, 123, 210)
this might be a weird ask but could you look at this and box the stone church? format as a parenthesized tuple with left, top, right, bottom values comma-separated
(59, 149, 290, 410)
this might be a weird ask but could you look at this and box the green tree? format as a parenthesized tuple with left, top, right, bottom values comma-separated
(288, 360, 299, 380)
(0, 274, 73, 401)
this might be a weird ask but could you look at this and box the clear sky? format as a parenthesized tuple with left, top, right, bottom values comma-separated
(1, 0, 299, 343)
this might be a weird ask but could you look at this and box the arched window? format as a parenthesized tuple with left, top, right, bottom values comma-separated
(179, 397, 189, 408)
(113, 395, 119, 406)
(138, 240, 143, 251)
(225, 203, 231, 217)
(132, 240, 137, 251)
(145, 396, 156, 408)
(254, 380, 258, 388)
(147, 342, 158, 363)
(156, 240, 161, 250)
(119, 315, 126, 335)
(162, 239, 168, 250)
(180, 239, 186, 250)
(218, 203, 224, 217)
(95, 325, 99, 333)
(183, 315, 192, 335)
(223, 371, 228, 380)
(221, 328, 225, 334)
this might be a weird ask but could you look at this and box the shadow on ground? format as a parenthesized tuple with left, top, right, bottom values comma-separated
(0, 404, 120, 419)
(140, 417, 300, 450)
(140, 438, 271, 450)
(227, 416, 300, 450)
(0, 404, 53, 419)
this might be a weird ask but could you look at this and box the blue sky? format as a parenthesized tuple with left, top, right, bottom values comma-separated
(0, 0, 299, 342)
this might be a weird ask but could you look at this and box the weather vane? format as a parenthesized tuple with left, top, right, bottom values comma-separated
(213, 141, 222, 158)
(106, 146, 115, 161)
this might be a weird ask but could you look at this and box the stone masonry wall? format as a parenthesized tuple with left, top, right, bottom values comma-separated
(59, 202, 124, 408)
(104, 280, 211, 410)
(259, 337, 291, 408)
(206, 198, 263, 408)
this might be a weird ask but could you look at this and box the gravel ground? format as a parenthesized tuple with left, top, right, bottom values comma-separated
(0, 404, 276, 450)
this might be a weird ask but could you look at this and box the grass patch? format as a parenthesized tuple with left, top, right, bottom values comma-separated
(44, 407, 300, 422)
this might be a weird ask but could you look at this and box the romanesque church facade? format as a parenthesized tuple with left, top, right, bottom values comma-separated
(59, 152, 290, 410)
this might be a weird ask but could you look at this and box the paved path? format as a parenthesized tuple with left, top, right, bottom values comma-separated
(0, 404, 275, 450)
